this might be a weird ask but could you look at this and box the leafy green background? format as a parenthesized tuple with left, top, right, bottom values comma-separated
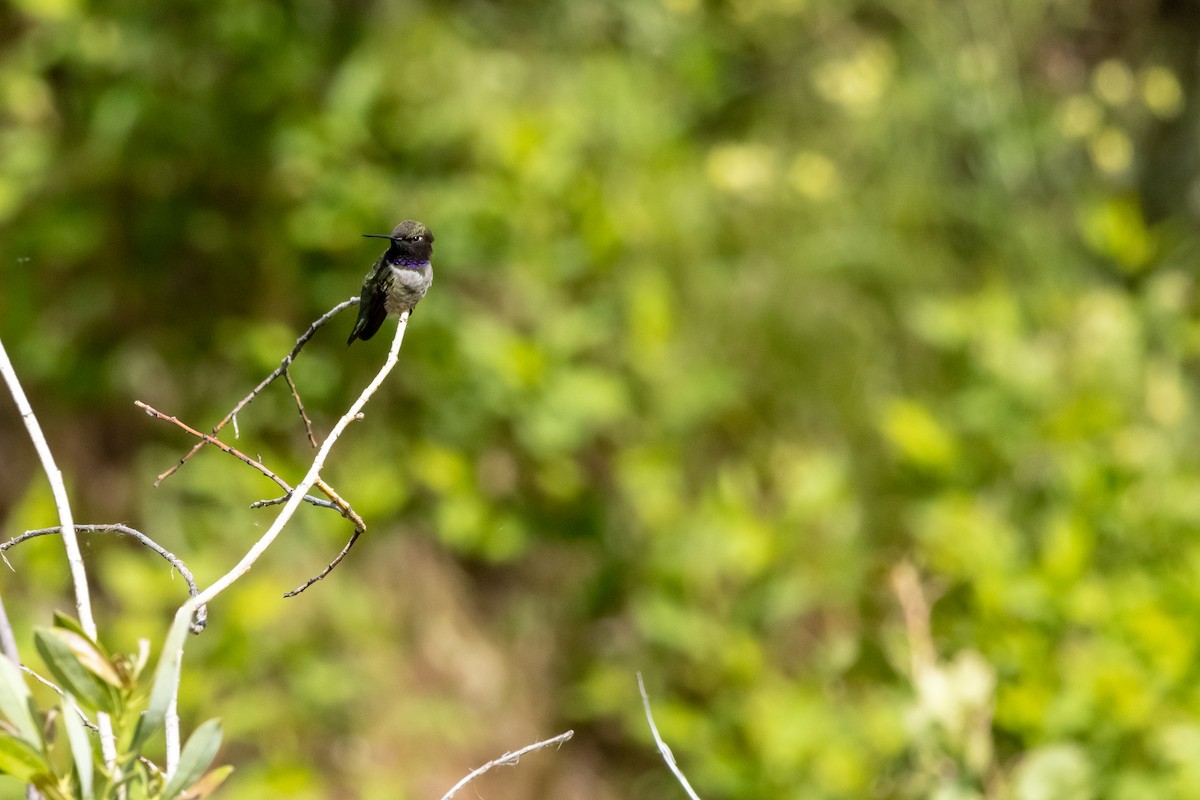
(3, 0, 1200, 797)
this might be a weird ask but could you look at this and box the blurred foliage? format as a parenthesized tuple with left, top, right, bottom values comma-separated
(3, 0, 1200, 797)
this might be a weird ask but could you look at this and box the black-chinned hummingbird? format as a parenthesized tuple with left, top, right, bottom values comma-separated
(347, 219, 435, 345)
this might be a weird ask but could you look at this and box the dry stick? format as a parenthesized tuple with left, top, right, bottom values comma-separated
(139, 400, 368, 591)
(313, 477, 366, 531)
(136, 401, 335, 512)
(439, 730, 574, 800)
(0, 338, 119, 768)
(3, 525, 206, 633)
(284, 528, 362, 597)
(283, 367, 318, 447)
(155, 296, 359, 484)
(283, 477, 368, 596)
(636, 672, 702, 800)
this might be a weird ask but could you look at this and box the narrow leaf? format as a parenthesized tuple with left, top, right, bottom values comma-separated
(50, 613, 90, 641)
(0, 657, 42, 746)
(0, 732, 53, 783)
(61, 699, 94, 800)
(46, 629, 124, 688)
(133, 600, 196, 751)
(33, 628, 114, 714)
(178, 765, 233, 799)
(132, 639, 151, 682)
(163, 719, 222, 800)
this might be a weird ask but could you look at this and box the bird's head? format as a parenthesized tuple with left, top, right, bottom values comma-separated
(363, 220, 434, 264)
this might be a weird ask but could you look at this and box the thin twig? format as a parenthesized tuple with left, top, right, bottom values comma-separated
(0, 338, 118, 766)
(21, 667, 100, 732)
(439, 730, 574, 800)
(313, 478, 366, 532)
(137, 402, 294, 494)
(155, 297, 358, 484)
(3, 525, 206, 633)
(137, 400, 343, 515)
(283, 367, 318, 447)
(283, 528, 363, 597)
(637, 672, 702, 800)
(248, 494, 340, 512)
(284, 478, 369, 597)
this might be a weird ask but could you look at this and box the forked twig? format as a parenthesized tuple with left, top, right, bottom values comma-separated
(637, 672, 702, 800)
(139, 399, 372, 596)
(154, 296, 358, 484)
(136, 401, 348, 515)
(439, 730, 574, 800)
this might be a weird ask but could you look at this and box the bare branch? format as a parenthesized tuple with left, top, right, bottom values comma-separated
(137, 402, 295, 494)
(439, 730, 574, 800)
(3, 524, 206, 633)
(0, 341, 96, 637)
(637, 672, 702, 800)
(283, 367, 318, 447)
(195, 312, 408, 608)
(156, 315, 413, 768)
(284, 478, 368, 597)
(283, 528, 363, 597)
(137, 400, 356, 520)
(155, 297, 358, 484)
(248, 493, 339, 511)
(0, 338, 118, 765)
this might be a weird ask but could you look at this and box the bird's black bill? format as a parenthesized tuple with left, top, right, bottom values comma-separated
(362, 233, 397, 240)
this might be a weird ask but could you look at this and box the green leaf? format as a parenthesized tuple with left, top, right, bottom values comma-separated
(61, 700, 94, 800)
(51, 613, 91, 641)
(162, 719, 223, 800)
(33, 628, 116, 715)
(177, 765, 233, 799)
(133, 600, 196, 751)
(0, 656, 43, 746)
(0, 732, 53, 783)
(49, 629, 124, 689)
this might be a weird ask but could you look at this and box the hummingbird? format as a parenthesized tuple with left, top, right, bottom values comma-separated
(346, 220, 435, 345)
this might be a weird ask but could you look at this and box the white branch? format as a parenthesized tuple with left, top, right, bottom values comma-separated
(0, 338, 118, 766)
(637, 672, 702, 800)
(193, 313, 408, 607)
(439, 730, 574, 800)
(0, 341, 95, 635)
(163, 314, 411, 774)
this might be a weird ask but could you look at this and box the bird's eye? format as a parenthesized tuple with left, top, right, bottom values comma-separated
(406, 235, 421, 243)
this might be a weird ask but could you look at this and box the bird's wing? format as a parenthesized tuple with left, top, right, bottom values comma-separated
(347, 259, 391, 344)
